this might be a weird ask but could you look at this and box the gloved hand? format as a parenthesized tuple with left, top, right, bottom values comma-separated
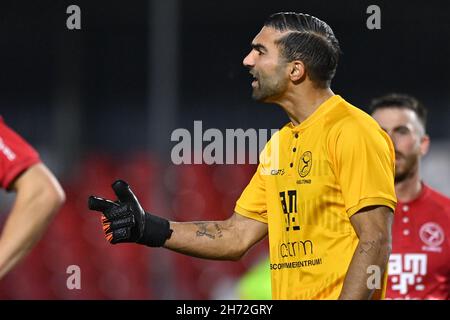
(88, 180, 172, 247)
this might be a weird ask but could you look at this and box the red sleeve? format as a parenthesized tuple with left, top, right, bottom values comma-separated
(0, 117, 40, 189)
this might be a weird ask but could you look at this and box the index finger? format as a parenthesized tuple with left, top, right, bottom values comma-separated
(88, 196, 118, 212)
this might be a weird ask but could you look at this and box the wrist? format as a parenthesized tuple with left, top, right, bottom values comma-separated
(138, 213, 173, 247)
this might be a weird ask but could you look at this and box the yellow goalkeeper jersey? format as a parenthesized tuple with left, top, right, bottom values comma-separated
(235, 95, 396, 299)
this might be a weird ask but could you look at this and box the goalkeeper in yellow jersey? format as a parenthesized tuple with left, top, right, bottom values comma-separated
(88, 12, 396, 300)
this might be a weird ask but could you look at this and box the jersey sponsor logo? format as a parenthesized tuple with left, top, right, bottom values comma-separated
(419, 222, 444, 252)
(279, 190, 300, 231)
(296, 179, 311, 184)
(279, 240, 314, 258)
(389, 253, 427, 295)
(270, 169, 285, 176)
(0, 137, 16, 161)
(270, 257, 322, 270)
(298, 151, 312, 178)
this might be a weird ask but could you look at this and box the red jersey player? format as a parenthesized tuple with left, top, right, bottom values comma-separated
(371, 94, 450, 299)
(0, 117, 65, 279)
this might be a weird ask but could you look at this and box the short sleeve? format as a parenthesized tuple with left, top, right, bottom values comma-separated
(333, 122, 397, 217)
(0, 117, 40, 189)
(234, 163, 268, 223)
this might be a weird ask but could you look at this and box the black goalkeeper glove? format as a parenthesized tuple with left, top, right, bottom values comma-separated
(88, 180, 172, 247)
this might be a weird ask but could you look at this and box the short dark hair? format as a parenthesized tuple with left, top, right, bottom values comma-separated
(264, 12, 341, 88)
(369, 93, 428, 131)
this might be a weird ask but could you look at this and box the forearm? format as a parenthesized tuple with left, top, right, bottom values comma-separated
(0, 185, 63, 279)
(164, 219, 246, 261)
(88, 182, 268, 260)
(339, 235, 391, 300)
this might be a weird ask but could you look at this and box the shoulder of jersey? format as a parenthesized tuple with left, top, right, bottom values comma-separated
(425, 185, 450, 213)
(325, 100, 381, 137)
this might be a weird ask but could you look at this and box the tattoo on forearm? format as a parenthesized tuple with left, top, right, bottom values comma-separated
(359, 240, 377, 255)
(214, 223, 223, 238)
(194, 222, 218, 239)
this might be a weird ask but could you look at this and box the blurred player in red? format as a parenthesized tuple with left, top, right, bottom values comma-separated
(371, 94, 450, 299)
(0, 117, 65, 280)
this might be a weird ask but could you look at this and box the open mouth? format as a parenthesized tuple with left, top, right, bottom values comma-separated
(251, 73, 258, 87)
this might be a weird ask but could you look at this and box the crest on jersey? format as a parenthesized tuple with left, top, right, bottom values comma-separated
(298, 151, 312, 178)
(420, 222, 444, 252)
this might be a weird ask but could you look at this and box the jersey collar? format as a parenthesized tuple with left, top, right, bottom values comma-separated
(287, 95, 343, 132)
(397, 182, 430, 206)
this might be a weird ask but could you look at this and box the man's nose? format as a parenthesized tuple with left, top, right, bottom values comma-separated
(243, 51, 254, 68)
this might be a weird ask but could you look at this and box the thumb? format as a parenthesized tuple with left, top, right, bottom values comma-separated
(111, 180, 138, 203)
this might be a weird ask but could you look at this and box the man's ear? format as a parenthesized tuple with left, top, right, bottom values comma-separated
(290, 61, 306, 82)
(420, 134, 430, 156)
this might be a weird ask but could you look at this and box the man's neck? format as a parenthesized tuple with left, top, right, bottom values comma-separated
(276, 86, 335, 126)
(395, 170, 423, 203)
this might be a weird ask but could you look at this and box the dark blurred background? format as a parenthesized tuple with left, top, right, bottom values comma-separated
(0, 0, 449, 299)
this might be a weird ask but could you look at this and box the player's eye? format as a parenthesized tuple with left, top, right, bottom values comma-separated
(254, 49, 264, 56)
(395, 126, 410, 135)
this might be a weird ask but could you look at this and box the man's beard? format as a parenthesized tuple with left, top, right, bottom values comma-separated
(251, 67, 288, 102)
(395, 152, 419, 183)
